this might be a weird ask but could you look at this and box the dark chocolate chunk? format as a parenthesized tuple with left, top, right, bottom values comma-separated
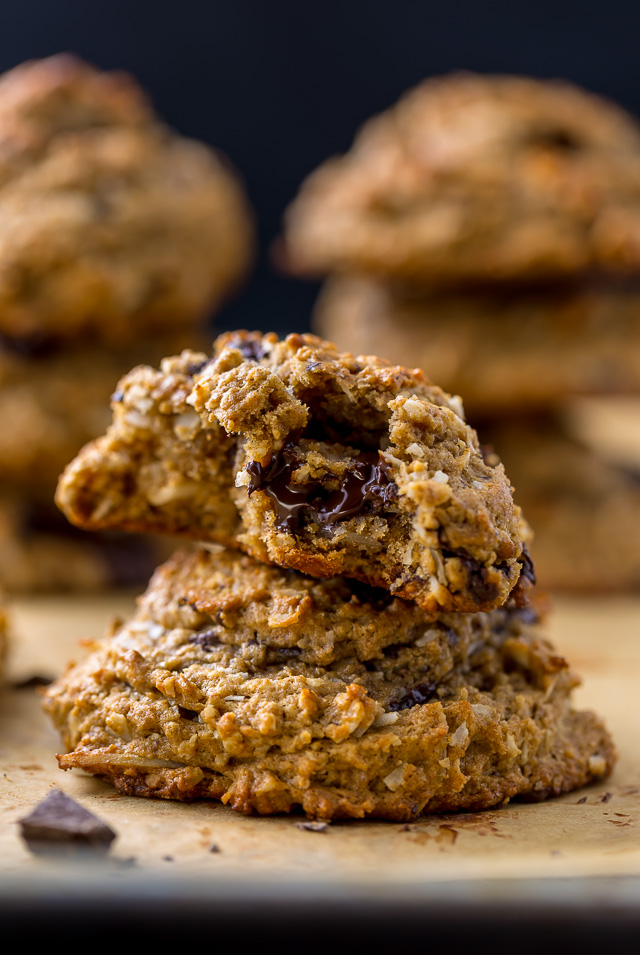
(18, 789, 116, 854)
(389, 681, 438, 712)
(247, 446, 397, 534)
(209, 843, 221, 853)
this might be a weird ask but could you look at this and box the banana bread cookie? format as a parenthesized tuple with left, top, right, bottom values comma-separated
(314, 276, 640, 415)
(0, 332, 206, 488)
(0, 491, 173, 593)
(0, 53, 254, 344)
(56, 331, 533, 612)
(281, 72, 640, 285)
(481, 413, 640, 592)
(43, 547, 615, 821)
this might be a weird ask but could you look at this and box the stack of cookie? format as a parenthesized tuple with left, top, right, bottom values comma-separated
(0, 54, 254, 592)
(281, 73, 640, 592)
(43, 331, 614, 820)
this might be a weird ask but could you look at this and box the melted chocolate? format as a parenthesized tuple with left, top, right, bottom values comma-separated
(389, 681, 438, 712)
(246, 447, 397, 534)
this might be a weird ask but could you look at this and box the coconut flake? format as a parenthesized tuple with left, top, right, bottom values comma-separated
(374, 711, 399, 727)
(383, 763, 408, 791)
(449, 722, 469, 748)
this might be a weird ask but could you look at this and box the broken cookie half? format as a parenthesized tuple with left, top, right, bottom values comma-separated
(42, 548, 614, 822)
(56, 331, 532, 613)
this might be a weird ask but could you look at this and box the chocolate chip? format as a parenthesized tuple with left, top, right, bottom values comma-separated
(230, 336, 265, 362)
(191, 628, 223, 651)
(389, 681, 438, 712)
(247, 446, 397, 534)
(185, 357, 211, 376)
(209, 843, 221, 853)
(18, 789, 116, 854)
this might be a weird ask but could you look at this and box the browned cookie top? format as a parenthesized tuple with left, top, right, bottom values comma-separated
(0, 54, 254, 344)
(282, 73, 640, 285)
(42, 547, 614, 821)
(56, 331, 533, 613)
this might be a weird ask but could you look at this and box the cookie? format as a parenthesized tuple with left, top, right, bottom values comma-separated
(43, 547, 615, 821)
(479, 413, 640, 592)
(281, 72, 640, 285)
(0, 54, 254, 344)
(0, 491, 174, 593)
(0, 332, 207, 488)
(56, 331, 533, 613)
(0, 592, 8, 681)
(313, 276, 640, 415)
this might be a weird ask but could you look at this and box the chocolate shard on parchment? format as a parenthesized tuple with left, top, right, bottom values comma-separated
(17, 788, 116, 854)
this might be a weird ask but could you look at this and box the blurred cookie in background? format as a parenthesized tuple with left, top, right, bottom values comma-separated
(282, 72, 640, 285)
(480, 411, 640, 593)
(0, 489, 175, 594)
(283, 72, 640, 595)
(0, 53, 254, 345)
(314, 275, 640, 416)
(0, 332, 207, 490)
(0, 53, 255, 593)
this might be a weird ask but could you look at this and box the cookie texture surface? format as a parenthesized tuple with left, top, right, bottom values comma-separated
(314, 276, 640, 415)
(56, 331, 533, 612)
(282, 73, 640, 284)
(482, 414, 640, 593)
(43, 547, 615, 821)
(0, 53, 253, 343)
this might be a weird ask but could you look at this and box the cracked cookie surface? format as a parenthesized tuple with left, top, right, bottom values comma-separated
(56, 331, 533, 612)
(43, 547, 615, 821)
(282, 72, 640, 285)
(0, 53, 254, 344)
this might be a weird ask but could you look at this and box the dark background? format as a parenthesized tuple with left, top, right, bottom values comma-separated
(3, 0, 640, 336)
